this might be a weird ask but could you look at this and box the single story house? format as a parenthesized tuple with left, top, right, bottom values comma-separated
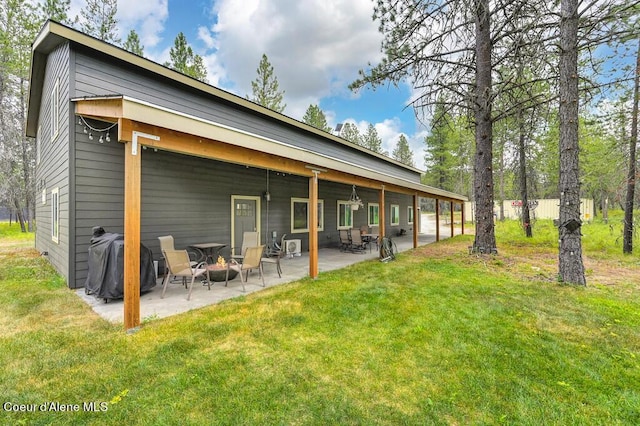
(27, 21, 467, 329)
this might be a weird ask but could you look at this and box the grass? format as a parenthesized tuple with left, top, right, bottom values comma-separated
(1, 218, 639, 425)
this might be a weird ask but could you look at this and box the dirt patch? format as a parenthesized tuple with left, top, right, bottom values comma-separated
(411, 237, 639, 288)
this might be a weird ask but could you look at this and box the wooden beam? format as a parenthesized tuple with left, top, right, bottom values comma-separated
(75, 98, 123, 119)
(123, 138, 141, 331)
(450, 201, 455, 237)
(118, 120, 315, 177)
(379, 186, 386, 239)
(308, 172, 319, 278)
(413, 194, 419, 248)
(435, 199, 440, 242)
(461, 202, 465, 235)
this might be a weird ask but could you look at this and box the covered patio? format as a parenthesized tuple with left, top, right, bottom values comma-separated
(77, 220, 463, 323)
(72, 96, 467, 330)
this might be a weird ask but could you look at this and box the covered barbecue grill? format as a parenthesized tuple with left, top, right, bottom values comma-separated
(84, 227, 156, 301)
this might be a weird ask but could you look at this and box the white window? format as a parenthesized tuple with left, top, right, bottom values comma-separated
(391, 204, 400, 226)
(291, 198, 324, 233)
(337, 201, 353, 229)
(368, 203, 379, 227)
(51, 187, 59, 243)
(51, 78, 59, 141)
(407, 206, 414, 225)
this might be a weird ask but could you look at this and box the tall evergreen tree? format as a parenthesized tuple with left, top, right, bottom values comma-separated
(0, 0, 40, 231)
(79, 0, 120, 44)
(424, 103, 457, 191)
(39, 0, 71, 24)
(558, 0, 586, 285)
(392, 134, 414, 167)
(340, 122, 362, 145)
(302, 104, 331, 132)
(623, 39, 639, 254)
(361, 123, 384, 154)
(188, 53, 208, 82)
(248, 54, 286, 113)
(164, 32, 207, 82)
(123, 29, 144, 56)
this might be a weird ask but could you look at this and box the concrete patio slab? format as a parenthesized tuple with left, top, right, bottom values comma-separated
(76, 220, 462, 324)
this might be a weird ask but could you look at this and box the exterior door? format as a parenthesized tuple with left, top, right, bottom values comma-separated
(231, 195, 261, 255)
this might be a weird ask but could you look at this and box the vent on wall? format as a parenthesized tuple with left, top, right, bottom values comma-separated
(285, 239, 302, 258)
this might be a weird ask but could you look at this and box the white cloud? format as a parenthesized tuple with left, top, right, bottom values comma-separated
(117, 0, 169, 48)
(206, 0, 384, 119)
(68, 0, 168, 49)
(198, 26, 217, 50)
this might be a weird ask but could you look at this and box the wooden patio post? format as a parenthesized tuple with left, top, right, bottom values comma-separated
(450, 201, 455, 237)
(123, 131, 159, 331)
(379, 185, 385, 239)
(309, 172, 319, 278)
(435, 199, 440, 242)
(413, 194, 419, 248)
(461, 202, 465, 235)
(123, 139, 141, 331)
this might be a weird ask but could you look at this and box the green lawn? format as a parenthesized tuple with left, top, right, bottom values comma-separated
(1, 217, 639, 425)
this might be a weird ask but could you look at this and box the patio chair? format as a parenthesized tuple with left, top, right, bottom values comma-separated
(158, 235, 197, 285)
(261, 234, 286, 278)
(350, 228, 367, 253)
(161, 249, 210, 301)
(226, 245, 265, 292)
(231, 231, 259, 263)
(339, 229, 351, 252)
(369, 226, 380, 252)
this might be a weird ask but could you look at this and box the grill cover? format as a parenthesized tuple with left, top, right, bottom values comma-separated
(84, 228, 156, 301)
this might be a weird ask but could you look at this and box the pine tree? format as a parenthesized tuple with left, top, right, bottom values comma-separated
(123, 29, 144, 56)
(392, 134, 414, 166)
(0, 0, 40, 231)
(188, 53, 208, 82)
(164, 32, 207, 82)
(79, 0, 120, 44)
(424, 103, 455, 190)
(361, 123, 383, 154)
(340, 122, 362, 145)
(302, 104, 331, 132)
(557, 0, 585, 285)
(39, 0, 71, 24)
(248, 54, 286, 113)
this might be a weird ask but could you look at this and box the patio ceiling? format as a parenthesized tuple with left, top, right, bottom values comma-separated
(74, 95, 467, 203)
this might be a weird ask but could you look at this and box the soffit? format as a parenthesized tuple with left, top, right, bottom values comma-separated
(74, 96, 467, 202)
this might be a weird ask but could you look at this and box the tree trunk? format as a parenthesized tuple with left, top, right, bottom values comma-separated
(558, 0, 586, 285)
(518, 110, 532, 237)
(623, 38, 639, 254)
(472, 0, 497, 254)
(13, 198, 26, 233)
(498, 142, 505, 221)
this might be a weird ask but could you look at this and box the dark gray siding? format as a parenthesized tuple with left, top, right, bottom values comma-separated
(35, 43, 71, 284)
(71, 128, 415, 287)
(71, 47, 420, 183)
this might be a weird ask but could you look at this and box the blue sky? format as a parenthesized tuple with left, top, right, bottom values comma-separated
(66, 0, 428, 168)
